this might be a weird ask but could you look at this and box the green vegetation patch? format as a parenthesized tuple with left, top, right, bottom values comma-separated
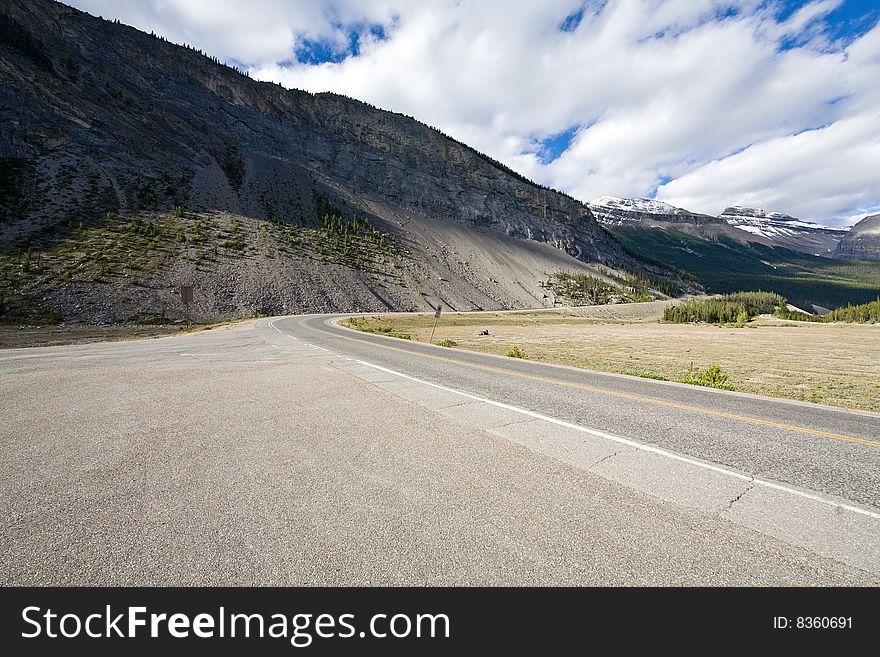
(666, 291, 879, 325)
(664, 291, 784, 324)
(609, 226, 880, 309)
(825, 299, 880, 323)
(0, 207, 234, 323)
(680, 363, 732, 390)
(541, 268, 672, 306)
(344, 316, 411, 340)
(542, 272, 617, 305)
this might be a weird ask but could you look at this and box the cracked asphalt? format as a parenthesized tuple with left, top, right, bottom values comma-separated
(1, 316, 877, 585)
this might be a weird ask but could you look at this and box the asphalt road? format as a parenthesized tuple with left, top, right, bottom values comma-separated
(289, 314, 880, 508)
(1, 315, 878, 585)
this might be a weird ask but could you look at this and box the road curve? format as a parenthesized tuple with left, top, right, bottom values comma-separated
(277, 313, 880, 510)
(2, 315, 877, 585)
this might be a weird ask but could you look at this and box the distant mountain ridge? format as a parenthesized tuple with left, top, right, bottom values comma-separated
(589, 197, 847, 257)
(588, 196, 708, 219)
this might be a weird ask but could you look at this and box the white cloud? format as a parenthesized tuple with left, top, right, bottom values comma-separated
(66, 0, 880, 226)
(657, 111, 880, 221)
(68, 0, 400, 63)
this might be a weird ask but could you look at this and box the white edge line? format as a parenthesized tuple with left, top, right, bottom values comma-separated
(353, 358, 880, 521)
(269, 316, 879, 521)
(326, 315, 880, 421)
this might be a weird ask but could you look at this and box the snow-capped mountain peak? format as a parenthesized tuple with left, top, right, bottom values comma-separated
(719, 206, 842, 238)
(590, 196, 684, 215)
(719, 206, 798, 222)
(586, 197, 847, 256)
(586, 196, 716, 227)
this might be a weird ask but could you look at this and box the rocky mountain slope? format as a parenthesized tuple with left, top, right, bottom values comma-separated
(588, 197, 717, 226)
(0, 0, 683, 325)
(719, 207, 846, 257)
(835, 214, 880, 260)
(589, 197, 846, 257)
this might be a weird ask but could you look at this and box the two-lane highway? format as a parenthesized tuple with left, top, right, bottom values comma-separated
(277, 314, 880, 509)
(266, 313, 880, 576)
(2, 315, 877, 585)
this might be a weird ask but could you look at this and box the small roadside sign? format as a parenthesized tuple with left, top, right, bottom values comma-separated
(430, 301, 442, 343)
(180, 284, 193, 327)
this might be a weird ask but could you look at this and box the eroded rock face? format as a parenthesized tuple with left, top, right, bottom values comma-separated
(836, 215, 880, 261)
(0, 0, 640, 270)
(2, 0, 696, 323)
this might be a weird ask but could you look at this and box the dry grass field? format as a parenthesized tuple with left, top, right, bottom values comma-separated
(344, 305, 880, 412)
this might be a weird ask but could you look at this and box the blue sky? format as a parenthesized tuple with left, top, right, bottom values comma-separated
(70, 1, 880, 225)
(295, 22, 388, 65)
(783, 0, 879, 39)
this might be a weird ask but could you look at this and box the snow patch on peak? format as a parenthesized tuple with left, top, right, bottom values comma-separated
(589, 196, 686, 214)
(719, 206, 797, 222)
(719, 206, 842, 237)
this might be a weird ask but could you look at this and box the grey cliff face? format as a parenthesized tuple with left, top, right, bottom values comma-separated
(835, 215, 880, 260)
(0, 0, 633, 269)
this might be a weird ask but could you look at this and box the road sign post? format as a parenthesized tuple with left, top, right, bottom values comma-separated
(180, 284, 193, 328)
(429, 302, 442, 343)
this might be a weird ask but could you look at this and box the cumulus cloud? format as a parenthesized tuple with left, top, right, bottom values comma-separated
(69, 0, 400, 63)
(67, 0, 880, 226)
(658, 111, 880, 220)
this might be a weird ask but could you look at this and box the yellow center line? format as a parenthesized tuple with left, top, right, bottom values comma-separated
(296, 318, 880, 449)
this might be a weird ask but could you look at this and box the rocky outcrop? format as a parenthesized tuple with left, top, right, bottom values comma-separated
(0, 0, 695, 322)
(835, 215, 880, 260)
(0, 0, 651, 271)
